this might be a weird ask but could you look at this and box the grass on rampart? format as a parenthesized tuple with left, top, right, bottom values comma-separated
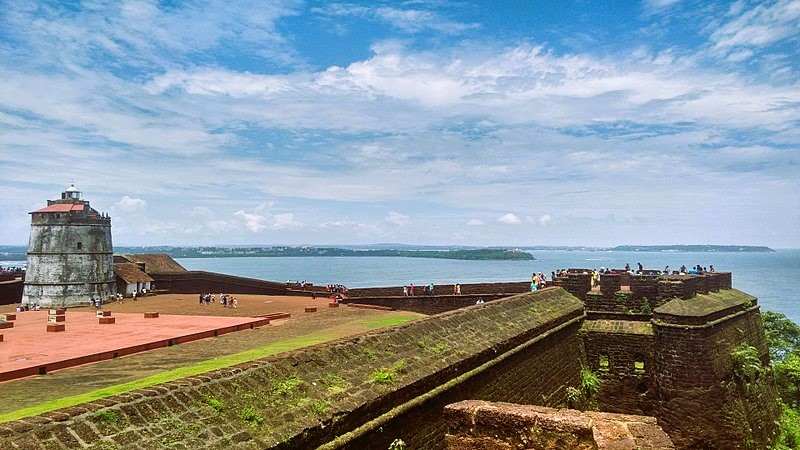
(0, 313, 419, 424)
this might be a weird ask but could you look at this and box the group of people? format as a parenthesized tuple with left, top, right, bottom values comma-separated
(326, 284, 348, 295)
(530, 273, 549, 291)
(402, 283, 437, 296)
(15, 303, 41, 312)
(199, 293, 239, 308)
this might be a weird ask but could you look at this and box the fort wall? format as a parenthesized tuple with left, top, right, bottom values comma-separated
(444, 400, 675, 449)
(0, 279, 23, 305)
(0, 288, 585, 450)
(150, 271, 315, 297)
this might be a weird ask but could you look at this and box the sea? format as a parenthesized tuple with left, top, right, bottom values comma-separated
(3, 249, 799, 322)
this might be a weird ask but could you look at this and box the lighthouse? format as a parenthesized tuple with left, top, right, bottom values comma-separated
(22, 185, 115, 307)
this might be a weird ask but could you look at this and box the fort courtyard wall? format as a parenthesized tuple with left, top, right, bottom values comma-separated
(0, 288, 585, 450)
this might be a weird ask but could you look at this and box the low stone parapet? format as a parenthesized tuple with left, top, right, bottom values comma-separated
(444, 400, 674, 449)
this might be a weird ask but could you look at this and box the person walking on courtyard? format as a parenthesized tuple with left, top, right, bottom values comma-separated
(402, 286, 408, 296)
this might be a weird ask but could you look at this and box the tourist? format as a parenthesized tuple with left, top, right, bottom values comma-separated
(428, 283, 435, 295)
(637, 262, 643, 273)
(625, 263, 631, 272)
(402, 286, 408, 296)
(409, 284, 415, 296)
(710, 265, 715, 273)
(199, 293, 204, 305)
(679, 265, 687, 274)
(663, 265, 669, 274)
(232, 297, 239, 308)
(454, 283, 461, 295)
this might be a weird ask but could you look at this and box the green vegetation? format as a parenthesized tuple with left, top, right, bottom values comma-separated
(731, 344, 763, 383)
(416, 338, 449, 354)
(361, 314, 419, 330)
(0, 332, 340, 423)
(370, 360, 407, 384)
(580, 367, 600, 398)
(763, 311, 800, 362)
(763, 311, 800, 450)
(239, 406, 264, 425)
(93, 410, 119, 424)
(773, 406, 800, 450)
(310, 399, 330, 416)
(566, 368, 601, 410)
(205, 396, 224, 412)
(322, 373, 349, 396)
(273, 376, 303, 396)
(124, 245, 535, 260)
(640, 298, 652, 315)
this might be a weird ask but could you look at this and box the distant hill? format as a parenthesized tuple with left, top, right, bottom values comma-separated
(115, 246, 536, 261)
(609, 245, 775, 253)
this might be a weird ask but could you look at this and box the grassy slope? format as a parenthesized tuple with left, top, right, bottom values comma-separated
(0, 314, 419, 423)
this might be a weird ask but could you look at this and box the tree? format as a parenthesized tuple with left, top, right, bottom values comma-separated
(762, 311, 800, 362)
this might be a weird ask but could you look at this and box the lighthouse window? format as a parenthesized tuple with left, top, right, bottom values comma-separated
(77, 242, 83, 250)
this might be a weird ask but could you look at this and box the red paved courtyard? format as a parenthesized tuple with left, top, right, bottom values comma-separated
(0, 311, 269, 382)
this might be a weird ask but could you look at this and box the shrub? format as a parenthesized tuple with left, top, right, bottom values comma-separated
(205, 397, 224, 412)
(580, 368, 600, 398)
(310, 399, 330, 416)
(731, 344, 763, 383)
(565, 386, 581, 408)
(388, 439, 407, 450)
(94, 410, 119, 424)
(371, 368, 395, 384)
(775, 352, 800, 407)
(273, 376, 303, 396)
(763, 311, 800, 362)
(370, 360, 407, 384)
(239, 406, 264, 425)
(640, 298, 652, 315)
(772, 405, 800, 450)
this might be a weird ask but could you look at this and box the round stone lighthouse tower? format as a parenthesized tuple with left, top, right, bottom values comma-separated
(22, 185, 115, 307)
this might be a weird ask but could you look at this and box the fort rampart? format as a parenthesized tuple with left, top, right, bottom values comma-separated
(0, 288, 585, 449)
(149, 271, 317, 297)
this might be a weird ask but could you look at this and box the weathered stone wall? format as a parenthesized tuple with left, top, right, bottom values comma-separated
(0, 288, 585, 450)
(347, 281, 530, 298)
(581, 320, 656, 416)
(444, 400, 675, 449)
(0, 279, 23, 305)
(341, 293, 511, 314)
(150, 271, 313, 296)
(652, 297, 779, 449)
(23, 220, 114, 307)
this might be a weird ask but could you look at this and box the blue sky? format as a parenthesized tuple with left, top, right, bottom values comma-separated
(0, 0, 798, 247)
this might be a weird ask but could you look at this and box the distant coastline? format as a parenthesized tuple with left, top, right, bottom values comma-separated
(0, 244, 777, 263)
(131, 247, 535, 261)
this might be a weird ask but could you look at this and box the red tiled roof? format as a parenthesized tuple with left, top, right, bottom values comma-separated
(32, 203, 85, 213)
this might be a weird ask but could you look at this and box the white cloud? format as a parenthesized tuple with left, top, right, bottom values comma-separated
(114, 196, 147, 212)
(497, 213, 522, 225)
(234, 210, 268, 232)
(313, 4, 479, 34)
(709, 0, 800, 51)
(538, 214, 553, 226)
(385, 211, 410, 226)
(272, 213, 303, 230)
